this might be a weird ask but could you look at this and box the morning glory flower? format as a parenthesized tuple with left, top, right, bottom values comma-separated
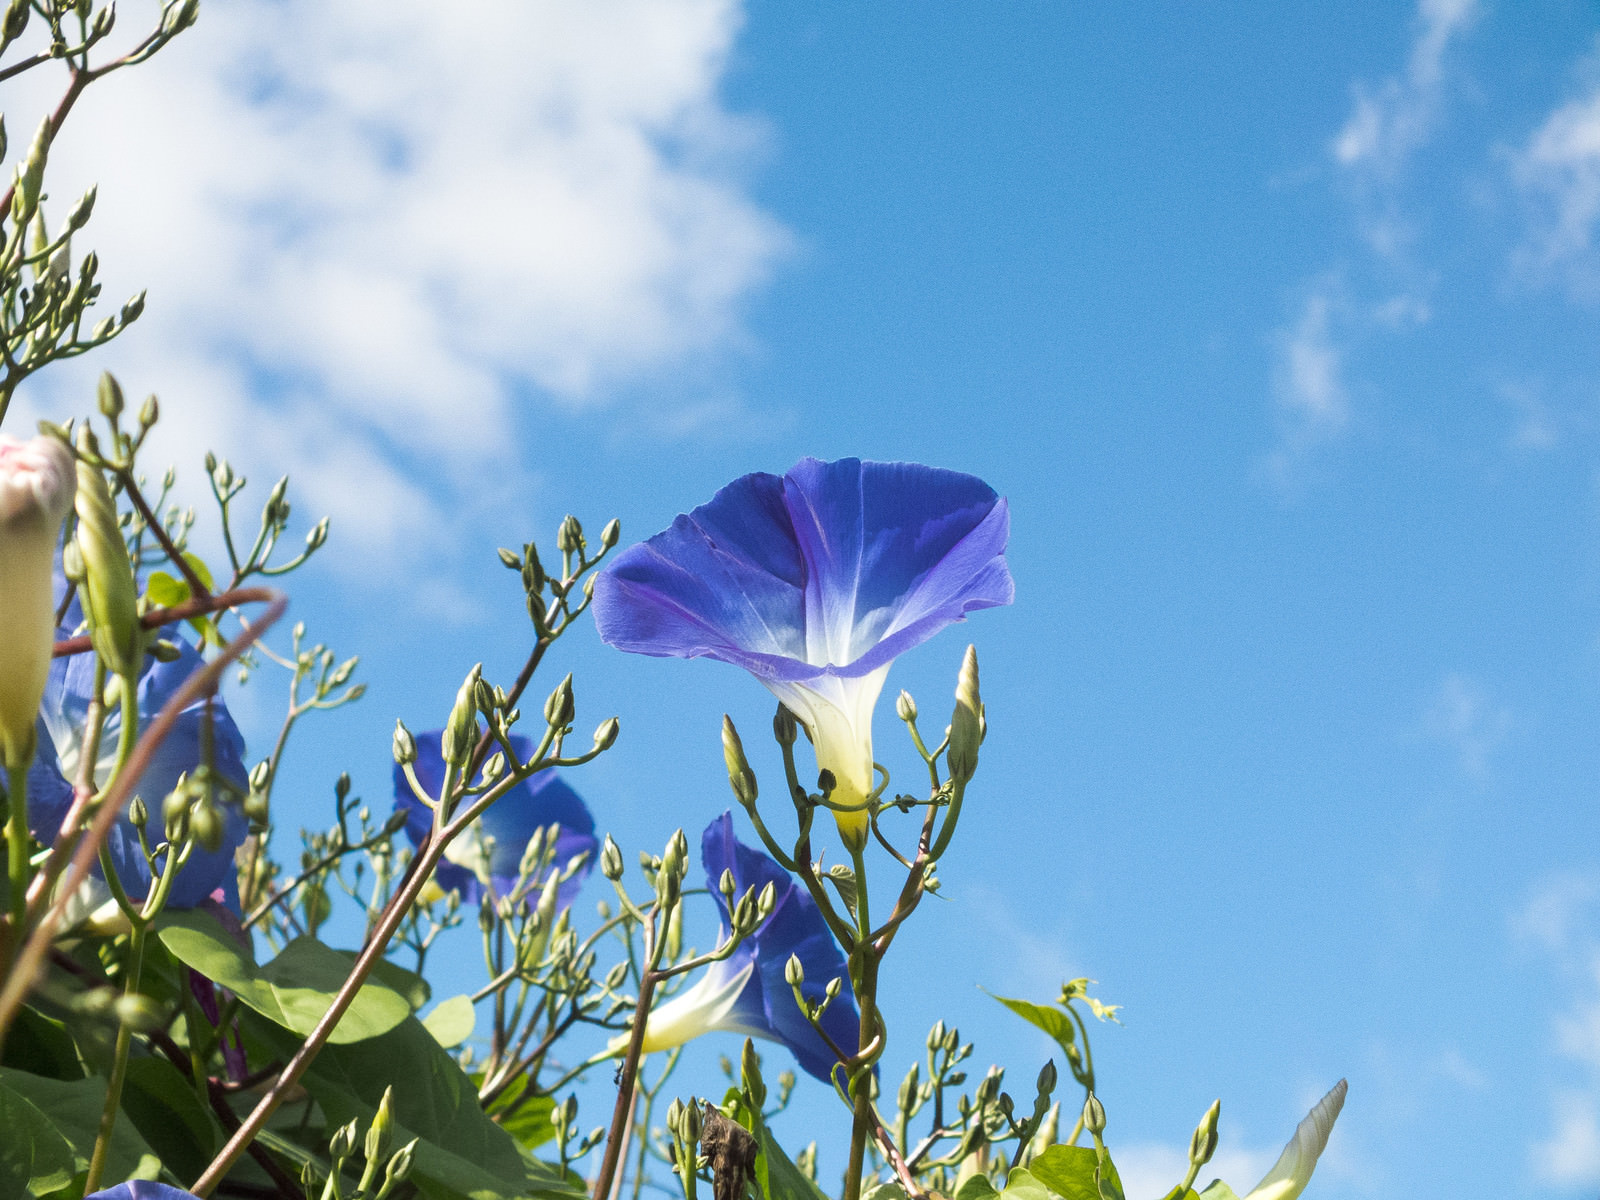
(32, 610, 249, 912)
(391, 730, 597, 906)
(0, 434, 75, 767)
(1240, 1079, 1347, 1200)
(86, 1184, 202, 1199)
(592, 458, 1012, 843)
(637, 811, 860, 1084)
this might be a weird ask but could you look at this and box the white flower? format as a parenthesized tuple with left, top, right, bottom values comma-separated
(1243, 1079, 1347, 1200)
(0, 434, 75, 767)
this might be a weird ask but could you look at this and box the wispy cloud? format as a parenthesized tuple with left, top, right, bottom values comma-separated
(1509, 43, 1600, 293)
(1425, 673, 1511, 777)
(1515, 873, 1600, 1186)
(1266, 1, 1473, 484)
(1112, 1141, 1272, 1200)
(11, 0, 786, 566)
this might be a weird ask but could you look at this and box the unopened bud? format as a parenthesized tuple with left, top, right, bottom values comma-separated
(946, 645, 982, 785)
(329, 1118, 359, 1160)
(599, 835, 623, 881)
(138, 394, 159, 427)
(96, 371, 123, 420)
(927, 1021, 946, 1052)
(600, 518, 620, 549)
(128, 795, 147, 829)
(593, 716, 619, 752)
(73, 452, 142, 678)
(756, 880, 775, 920)
(1036, 1060, 1057, 1096)
(895, 690, 917, 722)
(366, 1086, 395, 1161)
(1188, 1099, 1220, 1167)
(392, 720, 416, 766)
(440, 664, 482, 768)
(556, 514, 584, 553)
(543, 673, 574, 729)
(1083, 1093, 1106, 1137)
(785, 954, 805, 987)
(773, 704, 797, 746)
(385, 1139, 418, 1187)
(741, 1038, 767, 1108)
(721, 716, 757, 807)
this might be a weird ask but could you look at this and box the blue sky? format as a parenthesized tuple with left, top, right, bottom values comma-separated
(19, 0, 1600, 1195)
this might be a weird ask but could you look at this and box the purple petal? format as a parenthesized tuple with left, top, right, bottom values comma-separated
(593, 457, 1012, 686)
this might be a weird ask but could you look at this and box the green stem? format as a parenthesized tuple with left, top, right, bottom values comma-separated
(83, 922, 147, 1193)
(7, 760, 30, 950)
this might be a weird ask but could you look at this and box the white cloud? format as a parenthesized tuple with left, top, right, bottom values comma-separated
(1266, 284, 1350, 488)
(10, 0, 787, 562)
(1515, 874, 1600, 1185)
(1425, 673, 1511, 777)
(1510, 44, 1600, 289)
(1112, 1141, 1272, 1200)
(1333, 0, 1476, 178)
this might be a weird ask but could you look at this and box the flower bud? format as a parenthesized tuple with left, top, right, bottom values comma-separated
(741, 1038, 767, 1109)
(784, 953, 805, 987)
(128, 795, 148, 829)
(895, 690, 918, 722)
(73, 447, 142, 680)
(2, 0, 29, 44)
(329, 1118, 359, 1161)
(593, 716, 619, 752)
(189, 797, 223, 853)
(600, 518, 620, 550)
(543, 673, 575, 729)
(0, 436, 74, 766)
(138, 394, 159, 428)
(557, 514, 584, 553)
(773, 703, 797, 746)
(392, 719, 417, 766)
(1082, 1093, 1106, 1137)
(96, 371, 123, 419)
(440, 664, 483, 768)
(756, 880, 775, 921)
(366, 1085, 395, 1162)
(1036, 1059, 1057, 1097)
(599, 835, 623, 881)
(946, 646, 982, 785)
(721, 716, 757, 808)
(927, 1020, 946, 1053)
(1189, 1099, 1220, 1167)
(385, 1138, 418, 1188)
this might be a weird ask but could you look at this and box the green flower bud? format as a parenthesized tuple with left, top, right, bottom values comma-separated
(440, 664, 482, 768)
(599, 834, 623, 881)
(721, 715, 757, 807)
(365, 1085, 395, 1162)
(1189, 1099, 1220, 1167)
(1083, 1093, 1106, 1137)
(556, 513, 584, 553)
(946, 645, 982, 785)
(190, 797, 223, 853)
(895, 690, 917, 722)
(393, 719, 417, 766)
(120, 290, 146, 325)
(1036, 1059, 1057, 1096)
(128, 795, 148, 829)
(138, 394, 159, 428)
(73, 448, 142, 679)
(2, 0, 29, 44)
(927, 1020, 946, 1053)
(600, 517, 620, 549)
(329, 1118, 359, 1161)
(784, 953, 804, 987)
(741, 1038, 767, 1109)
(543, 673, 575, 729)
(773, 703, 797, 746)
(593, 716, 619, 752)
(385, 1138, 418, 1187)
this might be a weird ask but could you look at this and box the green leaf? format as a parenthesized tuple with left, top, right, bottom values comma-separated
(181, 551, 216, 592)
(0, 1076, 76, 1196)
(155, 910, 413, 1043)
(956, 1175, 1002, 1200)
(1002, 1166, 1056, 1200)
(422, 995, 476, 1047)
(864, 1184, 909, 1200)
(1197, 1184, 1242, 1200)
(1028, 1145, 1124, 1200)
(1159, 1189, 1201, 1200)
(758, 1122, 830, 1200)
(481, 1073, 555, 1151)
(248, 1010, 530, 1200)
(986, 990, 1077, 1059)
(144, 569, 190, 609)
(0, 1067, 162, 1187)
(119, 1056, 221, 1183)
(523, 1155, 588, 1200)
(0, 1006, 85, 1081)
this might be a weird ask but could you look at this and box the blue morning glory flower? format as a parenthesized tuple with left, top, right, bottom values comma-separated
(31, 610, 248, 913)
(391, 730, 597, 907)
(592, 458, 1012, 844)
(638, 811, 860, 1084)
(86, 1184, 202, 1199)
